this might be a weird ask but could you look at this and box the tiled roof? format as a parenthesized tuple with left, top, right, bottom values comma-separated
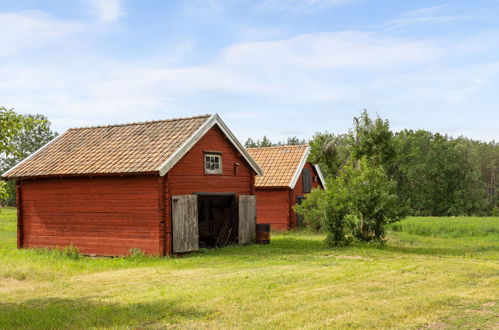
(3, 115, 211, 178)
(247, 145, 309, 188)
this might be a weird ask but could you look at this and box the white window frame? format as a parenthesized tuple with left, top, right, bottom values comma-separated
(204, 153, 222, 174)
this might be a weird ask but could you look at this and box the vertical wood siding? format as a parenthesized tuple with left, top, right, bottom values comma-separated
(20, 175, 161, 256)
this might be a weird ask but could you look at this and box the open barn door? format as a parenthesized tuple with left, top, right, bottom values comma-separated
(172, 195, 199, 253)
(238, 195, 256, 244)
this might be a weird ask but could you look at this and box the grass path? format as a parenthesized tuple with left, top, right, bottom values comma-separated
(0, 209, 498, 329)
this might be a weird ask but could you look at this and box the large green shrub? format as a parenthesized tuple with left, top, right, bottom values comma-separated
(294, 188, 327, 231)
(318, 159, 405, 245)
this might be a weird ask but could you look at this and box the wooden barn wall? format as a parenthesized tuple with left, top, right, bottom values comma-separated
(166, 125, 255, 253)
(20, 175, 161, 256)
(255, 162, 323, 231)
(255, 189, 290, 231)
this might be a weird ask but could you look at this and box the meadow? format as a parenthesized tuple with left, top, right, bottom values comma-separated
(0, 209, 497, 329)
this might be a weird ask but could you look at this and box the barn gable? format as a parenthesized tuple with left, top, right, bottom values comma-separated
(247, 145, 325, 189)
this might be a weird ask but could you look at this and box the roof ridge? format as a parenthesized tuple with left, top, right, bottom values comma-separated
(68, 114, 212, 130)
(247, 144, 308, 150)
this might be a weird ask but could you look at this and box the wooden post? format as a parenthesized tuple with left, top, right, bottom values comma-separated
(16, 180, 23, 249)
(159, 176, 166, 256)
(288, 188, 294, 230)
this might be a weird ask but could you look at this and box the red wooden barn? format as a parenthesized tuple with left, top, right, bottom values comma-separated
(247, 145, 326, 230)
(1, 114, 263, 256)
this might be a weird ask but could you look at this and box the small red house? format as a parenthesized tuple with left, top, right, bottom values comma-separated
(247, 145, 326, 230)
(1, 114, 263, 256)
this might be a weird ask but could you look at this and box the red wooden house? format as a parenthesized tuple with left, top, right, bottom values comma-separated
(247, 145, 326, 230)
(1, 114, 263, 256)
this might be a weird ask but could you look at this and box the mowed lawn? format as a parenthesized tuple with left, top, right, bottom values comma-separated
(0, 209, 498, 329)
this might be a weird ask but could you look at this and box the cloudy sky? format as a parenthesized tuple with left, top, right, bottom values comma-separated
(1, 0, 498, 141)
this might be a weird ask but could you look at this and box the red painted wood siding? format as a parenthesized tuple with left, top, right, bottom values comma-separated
(20, 176, 161, 256)
(166, 125, 255, 253)
(255, 162, 323, 230)
(168, 126, 253, 196)
(255, 189, 290, 231)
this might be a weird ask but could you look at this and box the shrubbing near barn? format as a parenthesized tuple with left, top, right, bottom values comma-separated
(247, 145, 326, 230)
(1, 114, 263, 256)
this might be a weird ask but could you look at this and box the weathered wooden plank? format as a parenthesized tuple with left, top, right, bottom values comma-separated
(238, 195, 256, 244)
(172, 195, 199, 253)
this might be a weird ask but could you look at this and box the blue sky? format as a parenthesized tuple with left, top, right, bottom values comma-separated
(1, 0, 498, 142)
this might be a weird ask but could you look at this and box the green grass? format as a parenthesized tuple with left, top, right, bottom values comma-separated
(0, 212, 498, 329)
(389, 216, 499, 237)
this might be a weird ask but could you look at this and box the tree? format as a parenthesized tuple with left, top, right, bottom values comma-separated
(245, 136, 306, 148)
(348, 110, 395, 170)
(0, 107, 37, 156)
(308, 132, 348, 178)
(0, 112, 57, 205)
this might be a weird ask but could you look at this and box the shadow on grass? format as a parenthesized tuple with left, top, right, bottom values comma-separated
(0, 297, 211, 329)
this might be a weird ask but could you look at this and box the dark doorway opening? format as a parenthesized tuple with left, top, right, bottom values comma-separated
(196, 193, 237, 249)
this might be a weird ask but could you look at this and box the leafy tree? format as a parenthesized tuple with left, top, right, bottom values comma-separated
(392, 130, 490, 216)
(0, 107, 37, 156)
(308, 132, 348, 178)
(348, 109, 395, 170)
(245, 136, 306, 148)
(0, 112, 57, 206)
(320, 159, 403, 245)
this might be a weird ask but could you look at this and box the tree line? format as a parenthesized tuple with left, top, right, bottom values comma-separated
(251, 111, 498, 217)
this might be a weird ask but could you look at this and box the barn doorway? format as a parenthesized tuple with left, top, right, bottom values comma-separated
(196, 193, 237, 249)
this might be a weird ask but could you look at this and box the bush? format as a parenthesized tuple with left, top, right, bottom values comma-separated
(492, 207, 499, 217)
(322, 159, 405, 245)
(294, 188, 327, 231)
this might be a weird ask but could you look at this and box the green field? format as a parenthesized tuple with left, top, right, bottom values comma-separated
(0, 210, 498, 329)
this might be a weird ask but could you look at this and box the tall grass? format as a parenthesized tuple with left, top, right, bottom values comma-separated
(389, 216, 499, 238)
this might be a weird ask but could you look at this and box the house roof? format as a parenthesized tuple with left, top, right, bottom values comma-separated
(247, 144, 315, 188)
(2, 114, 263, 179)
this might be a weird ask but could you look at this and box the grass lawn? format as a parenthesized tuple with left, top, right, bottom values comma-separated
(0, 210, 498, 329)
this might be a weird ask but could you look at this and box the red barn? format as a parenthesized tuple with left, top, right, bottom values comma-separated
(1, 114, 263, 256)
(247, 145, 326, 230)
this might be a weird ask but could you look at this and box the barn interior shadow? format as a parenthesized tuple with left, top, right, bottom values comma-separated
(0, 297, 211, 329)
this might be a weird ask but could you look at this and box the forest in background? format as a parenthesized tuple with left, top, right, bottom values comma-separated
(0, 107, 497, 216)
(246, 111, 498, 216)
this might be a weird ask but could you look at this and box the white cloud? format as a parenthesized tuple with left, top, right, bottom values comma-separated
(221, 31, 441, 70)
(87, 0, 124, 23)
(0, 11, 83, 56)
(383, 5, 468, 29)
(258, 0, 357, 13)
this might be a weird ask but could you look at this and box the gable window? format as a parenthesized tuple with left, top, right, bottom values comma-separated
(204, 153, 222, 174)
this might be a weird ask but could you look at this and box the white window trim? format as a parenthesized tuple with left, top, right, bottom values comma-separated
(204, 153, 222, 174)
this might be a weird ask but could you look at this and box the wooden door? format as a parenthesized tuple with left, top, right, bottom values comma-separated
(172, 195, 199, 253)
(238, 195, 256, 244)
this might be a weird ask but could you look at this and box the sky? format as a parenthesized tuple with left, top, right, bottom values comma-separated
(0, 0, 498, 142)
